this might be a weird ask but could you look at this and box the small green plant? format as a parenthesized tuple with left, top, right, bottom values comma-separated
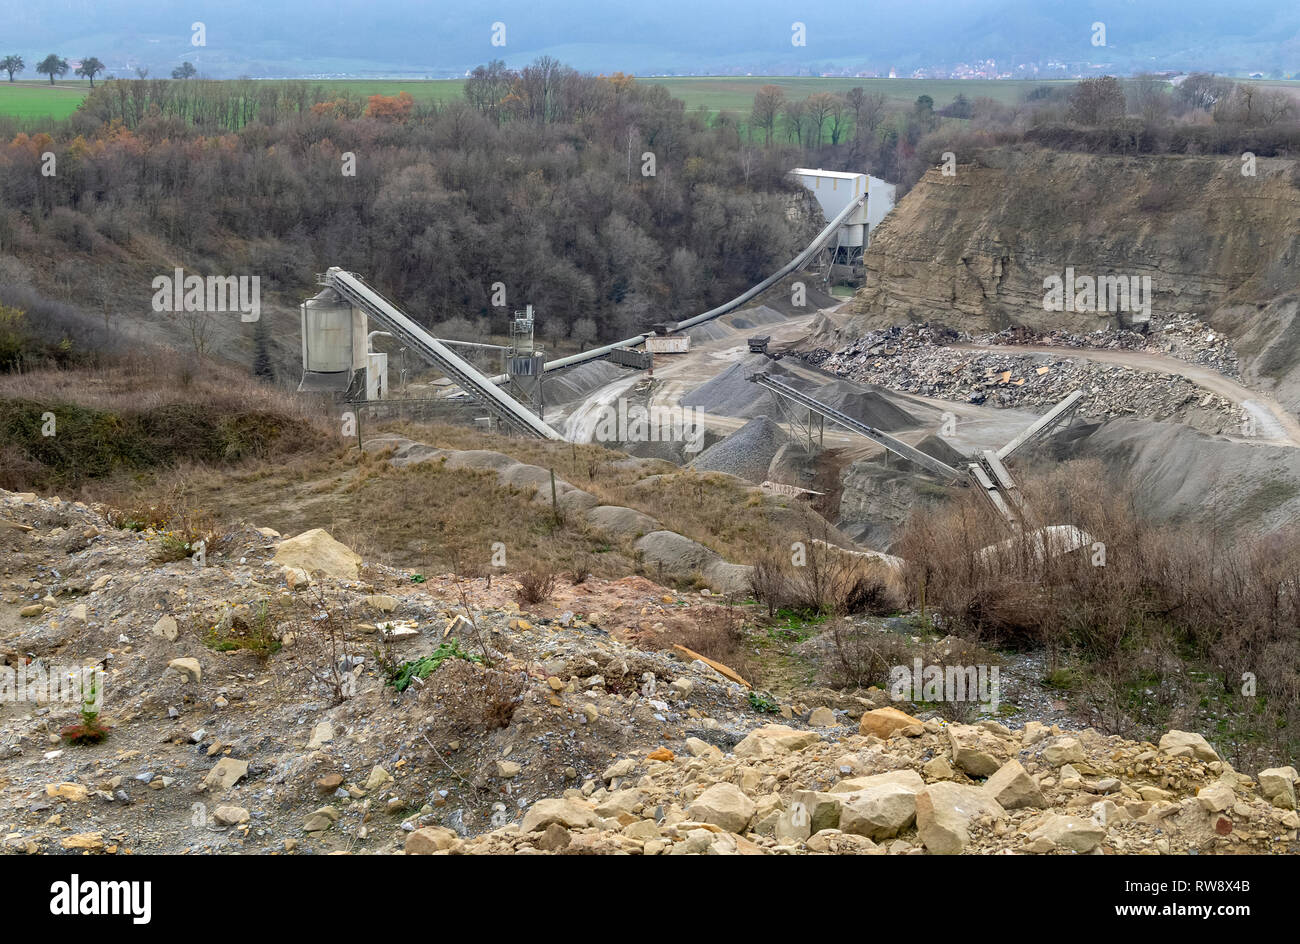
(389, 641, 482, 692)
(410, 574, 427, 583)
(747, 689, 779, 714)
(61, 670, 109, 745)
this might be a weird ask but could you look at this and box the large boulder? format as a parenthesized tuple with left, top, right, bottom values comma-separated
(1042, 736, 1087, 767)
(733, 724, 820, 759)
(915, 782, 1004, 855)
(405, 826, 461, 854)
(839, 773, 925, 841)
(858, 706, 924, 738)
(1026, 814, 1106, 853)
(273, 529, 362, 580)
(947, 724, 1009, 777)
(1158, 730, 1220, 762)
(790, 789, 843, 833)
(1257, 767, 1298, 810)
(521, 798, 598, 833)
(688, 783, 756, 833)
(202, 757, 248, 793)
(983, 759, 1046, 810)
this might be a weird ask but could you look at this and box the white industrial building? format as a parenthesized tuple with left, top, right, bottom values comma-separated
(792, 168, 896, 265)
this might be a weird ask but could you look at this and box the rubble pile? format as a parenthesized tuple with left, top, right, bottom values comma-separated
(979, 313, 1241, 378)
(448, 717, 1299, 855)
(806, 320, 1238, 422)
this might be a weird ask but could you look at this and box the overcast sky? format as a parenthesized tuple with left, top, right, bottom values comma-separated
(4, 0, 1298, 77)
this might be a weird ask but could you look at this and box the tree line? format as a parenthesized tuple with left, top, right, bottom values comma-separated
(1, 53, 201, 85)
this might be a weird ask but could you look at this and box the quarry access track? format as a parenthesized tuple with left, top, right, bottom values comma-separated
(954, 343, 1300, 448)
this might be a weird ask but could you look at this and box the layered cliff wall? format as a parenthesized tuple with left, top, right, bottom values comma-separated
(831, 147, 1300, 407)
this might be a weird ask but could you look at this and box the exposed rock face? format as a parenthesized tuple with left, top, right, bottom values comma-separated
(833, 149, 1300, 409)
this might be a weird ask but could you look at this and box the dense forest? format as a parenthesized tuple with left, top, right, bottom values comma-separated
(0, 62, 822, 348)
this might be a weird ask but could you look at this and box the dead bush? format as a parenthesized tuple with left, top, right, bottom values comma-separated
(824, 620, 914, 690)
(639, 607, 762, 688)
(894, 459, 1300, 765)
(417, 658, 525, 734)
(750, 541, 902, 618)
(515, 569, 557, 605)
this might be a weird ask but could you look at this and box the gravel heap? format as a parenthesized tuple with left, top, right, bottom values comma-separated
(544, 360, 632, 406)
(683, 357, 920, 431)
(681, 356, 808, 419)
(690, 417, 795, 483)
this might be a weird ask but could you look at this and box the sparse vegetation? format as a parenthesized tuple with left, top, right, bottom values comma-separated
(60, 669, 109, 745)
(896, 460, 1300, 766)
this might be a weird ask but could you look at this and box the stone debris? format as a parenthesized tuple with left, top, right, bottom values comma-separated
(452, 721, 1299, 855)
(0, 486, 1294, 857)
(804, 315, 1240, 423)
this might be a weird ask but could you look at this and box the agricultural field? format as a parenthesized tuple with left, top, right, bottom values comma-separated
(4, 74, 1296, 125)
(650, 76, 1073, 114)
(0, 80, 90, 120)
(0, 75, 1075, 123)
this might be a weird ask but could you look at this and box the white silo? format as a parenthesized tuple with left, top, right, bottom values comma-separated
(299, 288, 369, 392)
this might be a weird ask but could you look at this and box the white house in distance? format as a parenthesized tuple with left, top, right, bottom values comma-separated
(792, 168, 897, 265)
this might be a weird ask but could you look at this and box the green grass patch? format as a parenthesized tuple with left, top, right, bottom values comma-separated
(0, 81, 90, 119)
(389, 641, 482, 692)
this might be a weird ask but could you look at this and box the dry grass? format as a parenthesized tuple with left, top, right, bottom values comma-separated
(637, 606, 764, 688)
(895, 459, 1300, 766)
(0, 349, 335, 429)
(376, 418, 854, 566)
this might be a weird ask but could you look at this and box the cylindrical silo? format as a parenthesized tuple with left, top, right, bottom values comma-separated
(301, 289, 355, 375)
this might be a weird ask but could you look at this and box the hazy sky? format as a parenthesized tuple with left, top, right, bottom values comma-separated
(4, 0, 1298, 77)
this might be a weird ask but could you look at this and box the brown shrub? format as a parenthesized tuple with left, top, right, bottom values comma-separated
(894, 459, 1300, 765)
(417, 659, 525, 734)
(639, 607, 762, 688)
(749, 540, 902, 618)
(515, 569, 557, 605)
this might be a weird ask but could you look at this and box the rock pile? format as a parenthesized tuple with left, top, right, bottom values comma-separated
(809, 322, 1237, 422)
(444, 714, 1299, 855)
(690, 417, 796, 483)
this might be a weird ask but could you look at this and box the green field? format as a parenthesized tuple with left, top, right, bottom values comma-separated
(0, 80, 92, 120)
(650, 76, 1074, 113)
(0, 75, 1070, 123)
(5, 74, 1296, 124)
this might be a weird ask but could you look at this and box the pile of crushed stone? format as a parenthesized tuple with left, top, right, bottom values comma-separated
(439, 715, 1299, 856)
(690, 417, 797, 483)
